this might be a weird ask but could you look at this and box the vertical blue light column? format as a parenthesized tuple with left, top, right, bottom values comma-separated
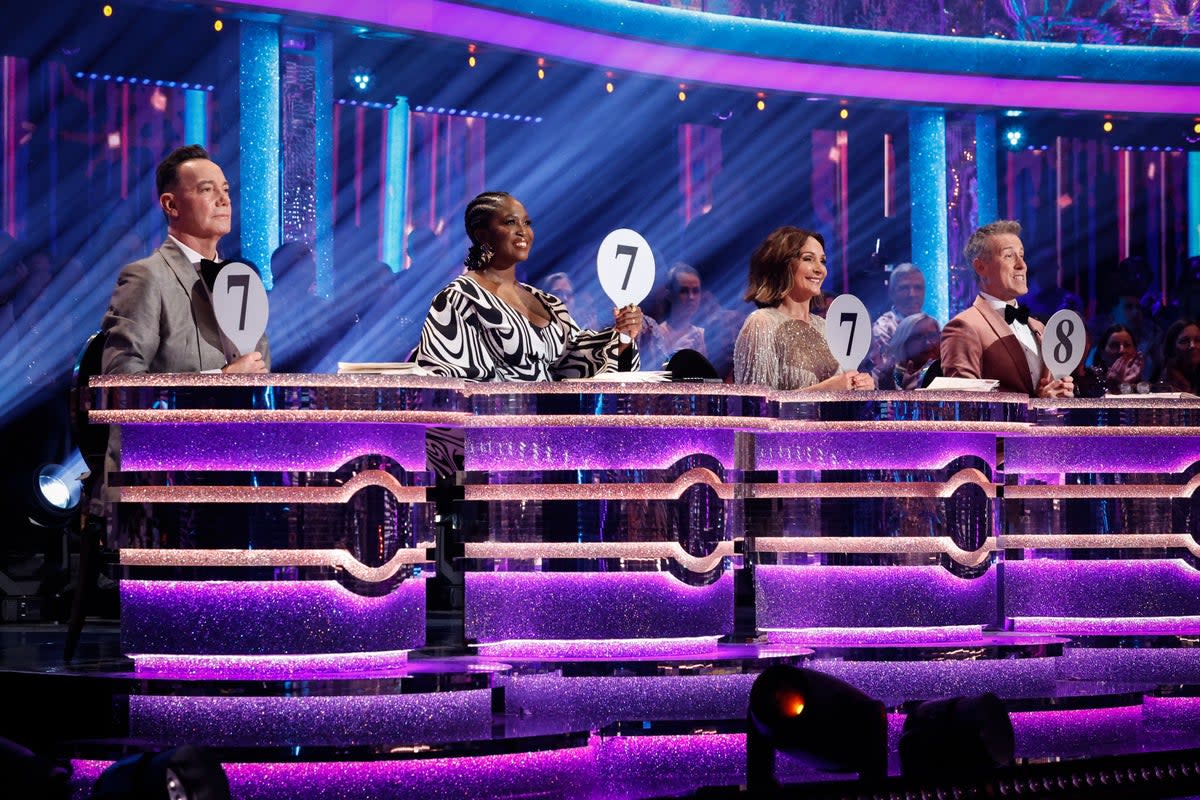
(239, 22, 280, 278)
(314, 32, 334, 297)
(909, 108, 949, 324)
(975, 113, 998, 229)
(1189, 152, 1200, 257)
(383, 97, 410, 272)
(184, 89, 207, 148)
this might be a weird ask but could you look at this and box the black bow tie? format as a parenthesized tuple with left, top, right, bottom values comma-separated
(199, 258, 223, 293)
(1004, 305, 1030, 325)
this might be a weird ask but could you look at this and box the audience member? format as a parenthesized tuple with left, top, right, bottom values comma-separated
(868, 263, 925, 385)
(885, 312, 941, 390)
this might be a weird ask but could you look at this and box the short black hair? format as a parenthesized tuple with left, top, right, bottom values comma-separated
(156, 144, 210, 196)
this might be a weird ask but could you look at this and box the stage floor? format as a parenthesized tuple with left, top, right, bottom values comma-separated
(4, 616, 1200, 799)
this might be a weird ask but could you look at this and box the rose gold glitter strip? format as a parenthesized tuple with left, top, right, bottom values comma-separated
(1001, 534, 1200, 558)
(91, 409, 470, 424)
(1007, 479, 1200, 499)
(119, 545, 432, 582)
(1008, 426, 1200, 436)
(767, 420, 1029, 433)
(119, 470, 428, 504)
(463, 414, 772, 430)
(91, 373, 465, 389)
(752, 468, 994, 499)
(463, 540, 737, 574)
(754, 536, 996, 568)
(464, 467, 733, 501)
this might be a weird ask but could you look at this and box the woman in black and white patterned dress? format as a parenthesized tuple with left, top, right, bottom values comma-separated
(416, 191, 643, 381)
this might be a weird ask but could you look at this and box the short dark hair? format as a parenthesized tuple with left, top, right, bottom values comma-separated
(964, 219, 1021, 265)
(156, 144, 210, 196)
(744, 226, 824, 309)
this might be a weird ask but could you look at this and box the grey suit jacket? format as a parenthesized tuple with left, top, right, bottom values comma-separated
(941, 295, 1047, 396)
(100, 238, 270, 373)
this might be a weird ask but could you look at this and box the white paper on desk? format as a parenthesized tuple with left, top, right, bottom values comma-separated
(337, 362, 430, 375)
(562, 371, 672, 383)
(921, 377, 1000, 392)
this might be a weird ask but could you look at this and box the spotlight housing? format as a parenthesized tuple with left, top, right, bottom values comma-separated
(747, 665, 887, 790)
(899, 693, 1015, 780)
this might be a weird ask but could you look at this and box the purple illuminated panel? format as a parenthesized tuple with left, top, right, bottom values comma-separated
(506, 673, 756, 731)
(1059, 647, 1200, 684)
(120, 422, 431, 471)
(465, 571, 733, 641)
(1005, 559, 1200, 618)
(121, 579, 425, 656)
(131, 650, 411, 680)
(465, 427, 736, 471)
(1005, 436, 1200, 474)
(755, 432, 996, 471)
(811, 656, 1056, 706)
(236, 0, 1200, 114)
(476, 636, 720, 659)
(1011, 707, 1141, 759)
(757, 565, 995, 629)
(129, 691, 493, 747)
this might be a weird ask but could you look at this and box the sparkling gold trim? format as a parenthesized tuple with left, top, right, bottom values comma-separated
(754, 536, 997, 568)
(464, 467, 733, 501)
(752, 468, 994, 499)
(119, 545, 432, 582)
(1006, 479, 1200, 499)
(464, 414, 770, 429)
(766, 420, 1029, 433)
(119, 470, 428, 504)
(463, 540, 737, 574)
(92, 409, 470, 424)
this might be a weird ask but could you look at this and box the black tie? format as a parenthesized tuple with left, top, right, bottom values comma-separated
(1004, 305, 1030, 325)
(199, 258, 223, 293)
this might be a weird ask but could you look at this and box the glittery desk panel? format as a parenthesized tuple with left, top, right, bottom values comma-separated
(754, 431, 997, 471)
(755, 565, 996, 629)
(119, 422, 432, 472)
(121, 579, 425, 656)
(464, 571, 734, 641)
(1004, 558, 1200, 618)
(129, 690, 494, 747)
(1004, 435, 1200, 475)
(464, 427, 738, 471)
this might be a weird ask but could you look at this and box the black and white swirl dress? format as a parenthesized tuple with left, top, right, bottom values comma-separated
(416, 275, 637, 381)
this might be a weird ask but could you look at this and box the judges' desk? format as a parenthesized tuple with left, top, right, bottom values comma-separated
(747, 391, 1030, 638)
(91, 374, 463, 664)
(1003, 396, 1200, 630)
(459, 381, 767, 643)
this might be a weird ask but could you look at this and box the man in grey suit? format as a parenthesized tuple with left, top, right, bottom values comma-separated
(101, 144, 269, 374)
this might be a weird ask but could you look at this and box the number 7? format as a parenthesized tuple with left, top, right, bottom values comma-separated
(615, 244, 638, 291)
(226, 274, 250, 330)
(839, 312, 857, 357)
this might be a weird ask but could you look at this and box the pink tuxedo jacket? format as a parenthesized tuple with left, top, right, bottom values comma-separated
(940, 295, 1048, 396)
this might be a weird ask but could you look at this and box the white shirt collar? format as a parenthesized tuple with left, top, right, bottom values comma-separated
(979, 291, 1019, 311)
(168, 235, 216, 269)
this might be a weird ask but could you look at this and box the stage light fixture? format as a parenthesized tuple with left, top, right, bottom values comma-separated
(102, 4, 113, 17)
(1004, 109, 1024, 117)
(747, 665, 887, 790)
(839, 108, 849, 120)
(678, 84, 687, 102)
(90, 745, 231, 800)
(1002, 126, 1025, 150)
(467, 43, 477, 68)
(214, 19, 223, 32)
(1103, 120, 1114, 132)
(349, 67, 372, 93)
(756, 92, 766, 111)
(899, 693, 1014, 780)
(537, 57, 545, 80)
(1193, 122, 1200, 134)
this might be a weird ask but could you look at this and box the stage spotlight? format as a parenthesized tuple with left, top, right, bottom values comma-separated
(1193, 122, 1200, 134)
(756, 92, 766, 111)
(90, 745, 231, 800)
(28, 456, 85, 528)
(678, 84, 687, 102)
(213, 19, 223, 32)
(349, 67, 372, 93)
(747, 665, 887, 790)
(899, 693, 1014, 780)
(537, 57, 545, 80)
(102, 4, 113, 17)
(467, 43, 477, 68)
(839, 108, 849, 120)
(1002, 126, 1025, 150)
(1103, 120, 1114, 133)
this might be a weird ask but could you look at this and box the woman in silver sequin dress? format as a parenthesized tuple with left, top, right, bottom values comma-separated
(732, 226, 874, 391)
